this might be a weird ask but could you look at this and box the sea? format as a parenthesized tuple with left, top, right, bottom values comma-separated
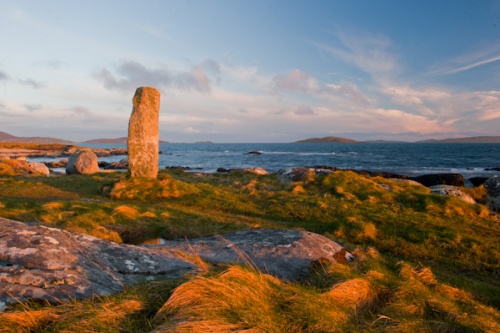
(72, 142, 500, 183)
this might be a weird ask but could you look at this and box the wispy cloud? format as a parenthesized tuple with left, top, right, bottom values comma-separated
(316, 31, 399, 77)
(24, 104, 43, 112)
(0, 70, 10, 81)
(326, 82, 370, 105)
(271, 70, 320, 94)
(33, 60, 66, 70)
(445, 55, 500, 74)
(295, 105, 316, 116)
(19, 78, 46, 89)
(94, 59, 220, 93)
(429, 45, 500, 76)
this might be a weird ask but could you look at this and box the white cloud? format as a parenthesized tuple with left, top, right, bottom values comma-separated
(474, 91, 500, 120)
(94, 59, 220, 94)
(326, 82, 370, 105)
(19, 78, 45, 89)
(271, 69, 320, 94)
(24, 104, 43, 112)
(371, 108, 444, 133)
(294, 105, 316, 116)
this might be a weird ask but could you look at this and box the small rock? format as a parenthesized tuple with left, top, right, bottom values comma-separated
(66, 150, 100, 175)
(469, 177, 489, 187)
(276, 167, 315, 182)
(27, 162, 50, 176)
(429, 185, 475, 204)
(411, 173, 465, 187)
(243, 168, 268, 175)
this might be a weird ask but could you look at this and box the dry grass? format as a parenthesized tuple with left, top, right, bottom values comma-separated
(325, 278, 374, 308)
(0, 299, 143, 333)
(152, 265, 374, 333)
(112, 205, 140, 219)
(110, 174, 200, 200)
(0, 159, 39, 176)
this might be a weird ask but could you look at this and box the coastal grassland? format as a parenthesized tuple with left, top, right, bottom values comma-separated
(0, 142, 74, 150)
(0, 168, 499, 332)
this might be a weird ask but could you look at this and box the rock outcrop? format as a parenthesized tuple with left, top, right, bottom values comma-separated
(66, 150, 100, 175)
(469, 177, 489, 187)
(484, 177, 500, 212)
(429, 185, 476, 204)
(1, 219, 353, 311)
(103, 158, 129, 170)
(128, 87, 161, 178)
(243, 167, 269, 175)
(27, 162, 50, 176)
(155, 229, 354, 281)
(410, 173, 465, 187)
(0, 218, 198, 312)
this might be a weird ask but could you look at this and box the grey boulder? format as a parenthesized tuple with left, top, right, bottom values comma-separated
(0, 218, 198, 312)
(66, 150, 100, 175)
(155, 229, 354, 281)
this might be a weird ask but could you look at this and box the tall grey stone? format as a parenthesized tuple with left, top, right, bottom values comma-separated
(128, 87, 161, 178)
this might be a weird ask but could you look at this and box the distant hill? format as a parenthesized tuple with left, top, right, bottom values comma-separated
(0, 131, 73, 144)
(81, 137, 169, 144)
(417, 136, 500, 143)
(294, 136, 358, 143)
(362, 140, 408, 144)
(81, 137, 128, 144)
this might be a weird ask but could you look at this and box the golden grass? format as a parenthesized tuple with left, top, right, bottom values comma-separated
(325, 278, 374, 308)
(112, 205, 140, 219)
(380, 262, 500, 333)
(110, 174, 200, 200)
(0, 159, 38, 176)
(153, 266, 370, 333)
(42, 202, 64, 210)
(0, 299, 142, 333)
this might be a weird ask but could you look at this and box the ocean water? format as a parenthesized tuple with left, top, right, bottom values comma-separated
(83, 143, 500, 179)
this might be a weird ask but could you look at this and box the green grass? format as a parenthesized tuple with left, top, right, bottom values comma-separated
(0, 164, 499, 332)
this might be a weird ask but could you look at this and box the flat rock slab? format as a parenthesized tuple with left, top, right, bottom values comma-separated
(0, 218, 198, 311)
(155, 229, 354, 281)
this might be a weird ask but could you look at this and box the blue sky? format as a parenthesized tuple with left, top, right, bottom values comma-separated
(0, 0, 499, 142)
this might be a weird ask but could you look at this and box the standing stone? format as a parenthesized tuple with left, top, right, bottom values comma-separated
(128, 87, 161, 178)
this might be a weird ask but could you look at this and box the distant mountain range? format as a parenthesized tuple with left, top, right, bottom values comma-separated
(294, 135, 500, 144)
(294, 136, 358, 143)
(0, 131, 73, 144)
(415, 136, 500, 143)
(0, 131, 169, 144)
(2, 131, 500, 144)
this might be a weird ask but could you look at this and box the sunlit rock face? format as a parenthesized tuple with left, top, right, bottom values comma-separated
(66, 150, 100, 175)
(128, 87, 161, 178)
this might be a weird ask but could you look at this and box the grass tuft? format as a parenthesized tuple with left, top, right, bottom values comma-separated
(110, 172, 200, 200)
